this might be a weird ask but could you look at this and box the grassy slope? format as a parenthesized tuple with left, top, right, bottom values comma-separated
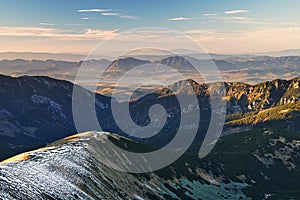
(206, 129, 300, 199)
(226, 102, 300, 133)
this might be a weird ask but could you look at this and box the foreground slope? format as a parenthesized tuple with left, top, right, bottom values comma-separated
(1, 128, 299, 200)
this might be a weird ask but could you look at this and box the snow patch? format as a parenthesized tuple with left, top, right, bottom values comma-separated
(0, 109, 13, 119)
(95, 100, 109, 110)
(31, 95, 66, 118)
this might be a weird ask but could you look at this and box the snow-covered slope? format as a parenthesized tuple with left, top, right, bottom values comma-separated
(1, 128, 300, 199)
(0, 131, 251, 200)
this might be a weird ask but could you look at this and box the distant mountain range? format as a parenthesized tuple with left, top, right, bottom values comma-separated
(255, 48, 300, 57)
(1, 55, 300, 85)
(0, 52, 87, 62)
(2, 48, 300, 61)
(170, 48, 300, 59)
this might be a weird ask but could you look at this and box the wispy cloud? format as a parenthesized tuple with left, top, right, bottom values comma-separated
(81, 17, 96, 20)
(224, 10, 249, 14)
(101, 12, 119, 16)
(118, 14, 139, 20)
(39, 22, 55, 26)
(167, 17, 197, 21)
(0, 27, 68, 37)
(184, 27, 300, 53)
(78, 9, 112, 13)
(0, 26, 118, 40)
(101, 13, 138, 19)
(203, 13, 218, 17)
(232, 16, 248, 20)
(202, 13, 267, 25)
(78, 8, 138, 20)
(221, 16, 267, 25)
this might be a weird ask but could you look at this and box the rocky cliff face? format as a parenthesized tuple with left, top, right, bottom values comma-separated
(155, 78, 300, 114)
(224, 78, 300, 114)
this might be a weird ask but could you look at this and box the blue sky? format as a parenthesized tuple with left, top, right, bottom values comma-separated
(0, 0, 300, 55)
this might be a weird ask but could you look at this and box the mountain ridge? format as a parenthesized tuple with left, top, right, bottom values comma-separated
(0, 74, 299, 161)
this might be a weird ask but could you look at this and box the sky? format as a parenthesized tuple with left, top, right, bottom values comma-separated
(0, 0, 300, 56)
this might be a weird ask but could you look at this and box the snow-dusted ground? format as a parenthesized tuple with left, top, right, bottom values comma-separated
(0, 131, 250, 200)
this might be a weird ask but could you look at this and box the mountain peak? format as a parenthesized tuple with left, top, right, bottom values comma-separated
(107, 57, 151, 71)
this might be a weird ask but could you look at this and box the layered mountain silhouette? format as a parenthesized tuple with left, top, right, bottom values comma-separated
(1, 55, 300, 83)
(107, 57, 151, 71)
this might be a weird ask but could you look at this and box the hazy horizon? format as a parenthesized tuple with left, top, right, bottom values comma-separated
(1, 47, 300, 61)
